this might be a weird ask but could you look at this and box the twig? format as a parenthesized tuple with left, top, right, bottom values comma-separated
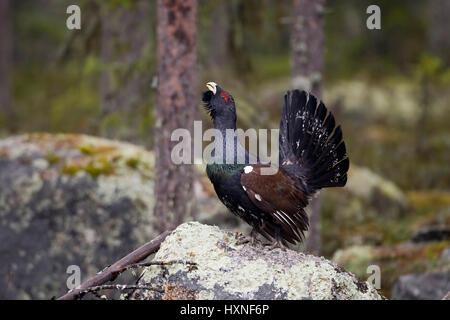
(125, 260, 197, 270)
(57, 230, 172, 300)
(80, 284, 164, 298)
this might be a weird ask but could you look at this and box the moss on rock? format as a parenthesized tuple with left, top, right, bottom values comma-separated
(0, 133, 159, 299)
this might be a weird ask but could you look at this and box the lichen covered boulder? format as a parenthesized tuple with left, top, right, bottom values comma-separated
(345, 165, 409, 211)
(135, 222, 382, 300)
(0, 133, 159, 299)
(321, 164, 414, 256)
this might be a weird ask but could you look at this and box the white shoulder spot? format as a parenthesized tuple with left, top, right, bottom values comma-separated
(242, 186, 247, 191)
(255, 194, 262, 201)
(243, 166, 253, 174)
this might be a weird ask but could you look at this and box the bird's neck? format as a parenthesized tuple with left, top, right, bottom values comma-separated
(213, 116, 236, 132)
(210, 118, 256, 165)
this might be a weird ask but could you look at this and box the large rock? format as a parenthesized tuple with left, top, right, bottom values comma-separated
(332, 242, 450, 298)
(321, 164, 412, 256)
(135, 222, 382, 300)
(391, 273, 450, 300)
(391, 246, 450, 300)
(345, 165, 409, 211)
(0, 133, 159, 299)
(412, 225, 450, 243)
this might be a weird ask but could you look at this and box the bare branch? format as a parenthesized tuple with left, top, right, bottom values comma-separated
(79, 284, 164, 299)
(57, 230, 172, 300)
(125, 260, 197, 270)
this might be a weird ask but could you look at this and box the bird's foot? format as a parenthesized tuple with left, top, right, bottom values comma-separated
(235, 232, 250, 245)
(250, 235, 263, 246)
(266, 239, 287, 251)
(235, 235, 249, 245)
(235, 229, 262, 246)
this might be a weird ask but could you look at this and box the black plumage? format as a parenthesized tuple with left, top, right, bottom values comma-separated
(203, 82, 349, 247)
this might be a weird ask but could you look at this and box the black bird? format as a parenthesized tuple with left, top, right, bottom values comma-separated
(202, 82, 349, 248)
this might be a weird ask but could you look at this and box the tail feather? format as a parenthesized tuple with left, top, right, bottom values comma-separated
(279, 90, 349, 194)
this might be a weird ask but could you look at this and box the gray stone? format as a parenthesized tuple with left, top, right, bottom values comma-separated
(135, 222, 382, 300)
(0, 134, 159, 299)
(412, 225, 450, 243)
(392, 273, 450, 300)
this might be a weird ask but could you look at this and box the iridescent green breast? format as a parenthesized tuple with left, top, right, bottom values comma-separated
(206, 163, 246, 184)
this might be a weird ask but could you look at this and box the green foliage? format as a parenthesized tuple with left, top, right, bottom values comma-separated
(325, 0, 428, 79)
(253, 55, 290, 81)
(415, 53, 450, 85)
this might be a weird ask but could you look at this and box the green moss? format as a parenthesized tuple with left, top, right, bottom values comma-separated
(62, 158, 115, 178)
(424, 241, 450, 260)
(45, 152, 61, 165)
(79, 144, 94, 155)
(61, 164, 80, 175)
(126, 157, 140, 169)
(79, 143, 118, 156)
(407, 191, 450, 211)
(83, 159, 115, 178)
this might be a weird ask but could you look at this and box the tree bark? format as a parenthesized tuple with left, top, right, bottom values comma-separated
(0, 0, 12, 114)
(290, 0, 325, 255)
(154, 0, 197, 231)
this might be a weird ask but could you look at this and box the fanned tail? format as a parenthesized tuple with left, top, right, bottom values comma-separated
(279, 90, 349, 195)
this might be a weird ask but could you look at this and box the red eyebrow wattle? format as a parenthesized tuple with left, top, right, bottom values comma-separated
(220, 92, 229, 103)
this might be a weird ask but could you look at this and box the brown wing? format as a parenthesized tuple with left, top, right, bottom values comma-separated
(240, 164, 309, 244)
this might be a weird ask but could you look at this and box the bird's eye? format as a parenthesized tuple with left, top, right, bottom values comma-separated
(220, 92, 229, 103)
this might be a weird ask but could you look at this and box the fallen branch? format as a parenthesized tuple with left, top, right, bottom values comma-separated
(125, 260, 197, 270)
(78, 284, 164, 299)
(57, 230, 172, 300)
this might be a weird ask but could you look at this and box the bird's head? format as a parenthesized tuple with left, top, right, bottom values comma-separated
(202, 82, 236, 128)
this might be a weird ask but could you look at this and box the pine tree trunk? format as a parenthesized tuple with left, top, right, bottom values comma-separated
(154, 0, 197, 231)
(291, 0, 325, 255)
(0, 0, 12, 114)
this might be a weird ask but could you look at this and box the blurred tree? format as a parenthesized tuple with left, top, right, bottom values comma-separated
(154, 0, 198, 231)
(414, 0, 450, 153)
(415, 54, 449, 153)
(291, 0, 324, 95)
(99, 0, 153, 133)
(208, 1, 229, 68)
(291, 0, 325, 255)
(0, 0, 12, 117)
(429, 0, 450, 65)
(226, 0, 255, 74)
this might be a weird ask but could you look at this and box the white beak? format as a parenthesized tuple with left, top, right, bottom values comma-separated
(206, 82, 217, 95)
